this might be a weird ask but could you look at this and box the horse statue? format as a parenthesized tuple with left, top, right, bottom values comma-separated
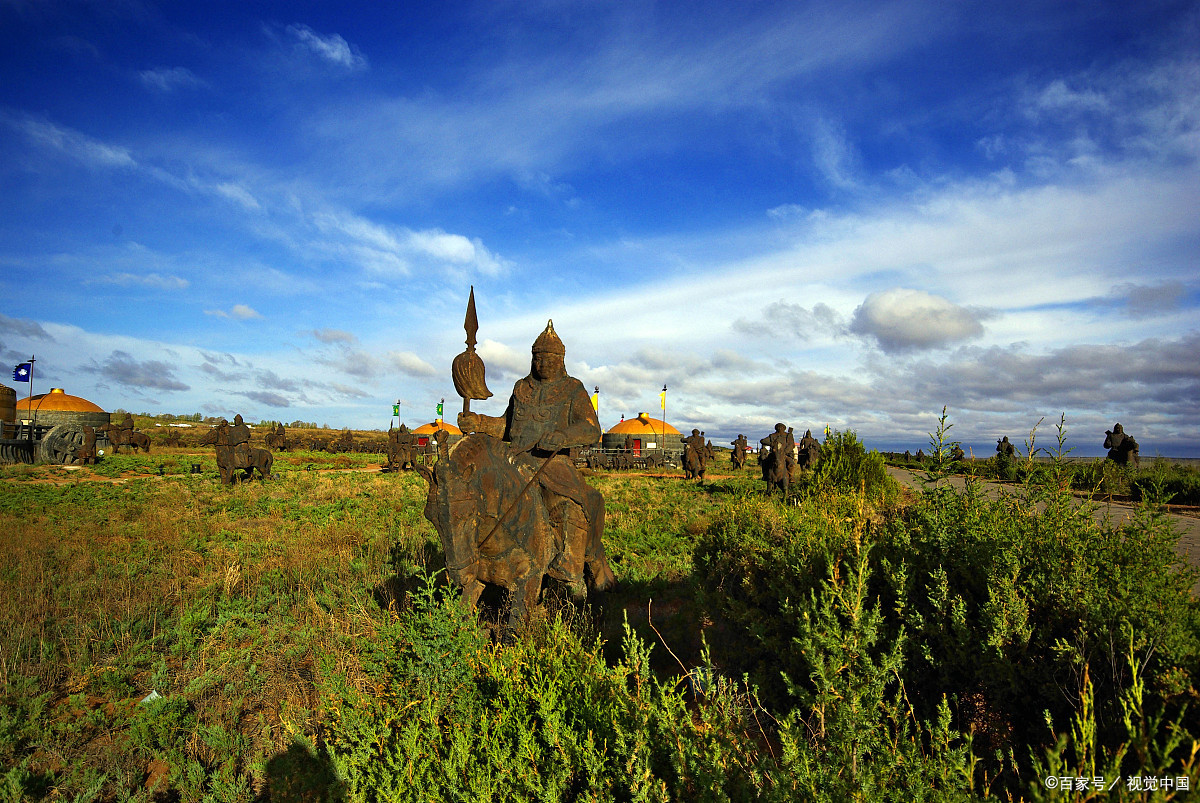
(796, 429, 821, 471)
(384, 423, 417, 471)
(759, 424, 795, 498)
(760, 446, 793, 497)
(416, 433, 616, 627)
(265, 424, 290, 451)
(200, 422, 274, 483)
(730, 435, 748, 469)
(99, 422, 151, 454)
(682, 446, 707, 481)
(680, 429, 708, 482)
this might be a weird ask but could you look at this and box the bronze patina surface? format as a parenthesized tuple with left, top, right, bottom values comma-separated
(681, 428, 708, 481)
(202, 416, 274, 483)
(797, 429, 821, 471)
(420, 307, 615, 624)
(730, 434, 749, 468)
(760, 423, 795, 496)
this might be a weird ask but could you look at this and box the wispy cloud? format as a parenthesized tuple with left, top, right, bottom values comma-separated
(4, 112, 136, 169)
(235, 390, 290, 407)
(81, 350, 190, 391)
(285, 23, 368, 71)
(138, 66, 205, 93)
(205, 305, 263, 321)
(85, 272, 189, 290)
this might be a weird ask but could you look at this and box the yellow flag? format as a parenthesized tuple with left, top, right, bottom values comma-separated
(590, 392, 598, 411)
(659, 391, 666, 410)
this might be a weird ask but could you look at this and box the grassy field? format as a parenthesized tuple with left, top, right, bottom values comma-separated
(2, 427, 1199, 801)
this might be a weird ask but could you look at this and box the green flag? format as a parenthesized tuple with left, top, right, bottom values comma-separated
(436, 401, 444, 417)
(392, 404, 400, 417)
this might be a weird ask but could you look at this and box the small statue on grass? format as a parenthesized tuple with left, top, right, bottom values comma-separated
(1104, 423, 1140, 468)
(730, 434, 748, 469)
(760, 423, 795, 496)
(796, 429, 821, 471)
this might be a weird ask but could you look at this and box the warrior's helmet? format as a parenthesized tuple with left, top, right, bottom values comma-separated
(532, 320, 566, 355)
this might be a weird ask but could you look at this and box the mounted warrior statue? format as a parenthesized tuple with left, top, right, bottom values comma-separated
(417, 290, 616, 626)
(681, 428, 708, 481)
(760, 422, 796, 496)
(730, 434, 749, 469)
(1104, 422, 1140, 468)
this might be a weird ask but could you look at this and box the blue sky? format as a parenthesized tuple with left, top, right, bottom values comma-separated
(2, 0, 1198, 456)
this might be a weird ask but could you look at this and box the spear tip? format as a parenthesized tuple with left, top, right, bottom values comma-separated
(464, 286, 479, 348)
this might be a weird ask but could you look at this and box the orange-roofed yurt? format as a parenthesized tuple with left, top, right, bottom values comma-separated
(412, 420, 463, 450)
(602, 412, 682, 457)
(15, 388, 110, 430)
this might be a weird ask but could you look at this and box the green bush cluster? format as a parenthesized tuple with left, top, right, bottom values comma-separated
(318, 573, 785, 802)
(694, 450, 1200, 799)
(803, 428, 894, 502)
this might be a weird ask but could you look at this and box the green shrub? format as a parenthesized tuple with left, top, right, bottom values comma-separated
(317, 570, 785, 802)
(805, 429, 895, 501)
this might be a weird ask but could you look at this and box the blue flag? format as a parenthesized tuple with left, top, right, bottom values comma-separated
(12, 363, 31, 382)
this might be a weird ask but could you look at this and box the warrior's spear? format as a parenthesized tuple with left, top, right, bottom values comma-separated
(452, 286, 492, 422)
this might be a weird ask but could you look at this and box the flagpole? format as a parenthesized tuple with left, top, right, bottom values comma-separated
(660, 384, 667, 464)
(26, 355, 35, 441)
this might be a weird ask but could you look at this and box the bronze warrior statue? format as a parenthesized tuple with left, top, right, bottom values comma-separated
(797, 428, 821, 470)
(730, 434, 748, 468)
(420, 313, 616, 625)
(681, 428, 708, 481)
(1104, 423, 1140, 468)
(760, 423, 795, 495)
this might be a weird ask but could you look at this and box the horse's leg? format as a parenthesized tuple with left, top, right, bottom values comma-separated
(462, 577, 485, 609)
(506, 571, 542, 628)
(580, 487, 615, 592)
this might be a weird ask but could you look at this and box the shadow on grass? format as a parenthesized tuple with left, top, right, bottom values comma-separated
(595, 573, 708, 676)
(257, 739, 344, 803)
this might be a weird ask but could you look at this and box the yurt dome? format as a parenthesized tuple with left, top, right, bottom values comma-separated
(16, 388, 111, 430)
(412, 420, 463, 448)
(602, 412, 682, 455)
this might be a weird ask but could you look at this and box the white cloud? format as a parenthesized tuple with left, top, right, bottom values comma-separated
(205, 304, 263, 320)
(408, 230, 476, 264)
(286, 23, 367, 71)
(850, 288, 988, 352)
(85, 272, 189, 290)
(214, 182, 261, 211)
(6, 113, 135, 169)
(312, 328, 357, 345)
